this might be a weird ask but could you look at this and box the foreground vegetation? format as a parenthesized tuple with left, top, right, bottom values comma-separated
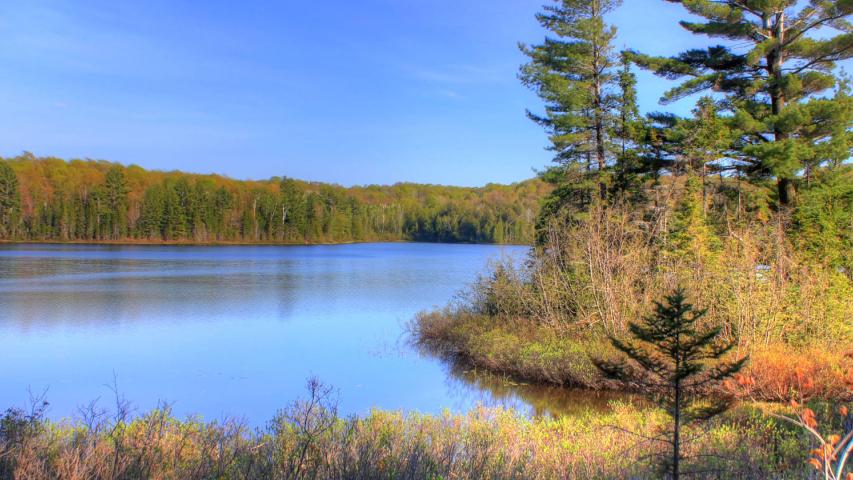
(0, 381, 848, 479)
(0, 154, 548, 245)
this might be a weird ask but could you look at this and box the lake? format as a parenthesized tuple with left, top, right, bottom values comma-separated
(0, 242, 623, 425)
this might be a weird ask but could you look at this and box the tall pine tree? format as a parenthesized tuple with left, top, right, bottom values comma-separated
(520, 0, 623, 210)
(632, 0, 853, 207)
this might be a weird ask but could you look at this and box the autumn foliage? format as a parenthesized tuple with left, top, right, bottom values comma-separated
(740, 347, 853, 402)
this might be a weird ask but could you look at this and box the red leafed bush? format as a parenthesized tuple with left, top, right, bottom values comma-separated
(739, 346, 853, 401)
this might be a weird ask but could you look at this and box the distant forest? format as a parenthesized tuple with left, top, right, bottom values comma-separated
(0, 154, 549, 245)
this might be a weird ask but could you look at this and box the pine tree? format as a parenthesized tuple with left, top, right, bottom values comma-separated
(520, 0, 622, 209)
(101, 166, 129, 240)
(0, 162, 20, 238)
(792, 164, 853, 271)
(256, 189, 280, 240)
(214, 187, 232, 240)
(632, 0, 853, 207)
(594, 288, 746, 479)
(162, 181, 188, 241)
(677, 98, 732, 177)
(139, 185, 166, 240)
(612, 53, 645, 202)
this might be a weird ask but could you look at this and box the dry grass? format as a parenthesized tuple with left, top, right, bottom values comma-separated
(0, 382, 827, 480)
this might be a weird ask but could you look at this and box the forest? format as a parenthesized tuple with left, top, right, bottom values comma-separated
(0, 154, 549, 245)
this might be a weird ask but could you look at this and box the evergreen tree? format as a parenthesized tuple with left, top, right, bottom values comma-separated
(101, 166, 129, 239)
(612, 53, 645, 202)
(643, 98, 737, 216)
(172, 178, 196, 239)
(162, 181, 188, 240)
(594, 288, 746, 479)
(667, 176, 723, 267)
(0, 162, 20, 238)
(139, 185, 166, 240)
(213, 187, 232, 240)
(520, 0, 622, 209)
(792, 164, 853, 272)
(256, 189, 280, 240)
(632, 0, 853, 207)
(191, 180, 215, 242)
(671, 98, 733, 178)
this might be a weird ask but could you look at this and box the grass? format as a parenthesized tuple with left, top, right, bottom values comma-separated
(414, 309, 615, 388)
(0, 382, 833, 480)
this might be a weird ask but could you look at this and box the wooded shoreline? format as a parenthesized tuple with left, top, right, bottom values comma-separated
(0, 155, 549, 246)
(0, 238, 529, 247)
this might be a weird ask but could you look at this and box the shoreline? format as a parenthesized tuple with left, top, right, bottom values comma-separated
(412, 311, 853, 403)
(0, 238, 532, 248)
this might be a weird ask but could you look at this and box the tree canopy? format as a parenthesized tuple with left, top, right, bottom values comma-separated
(631, 0, 853, 206)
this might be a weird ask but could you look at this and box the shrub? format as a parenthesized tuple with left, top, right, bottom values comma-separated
(743, 346, 853, 402)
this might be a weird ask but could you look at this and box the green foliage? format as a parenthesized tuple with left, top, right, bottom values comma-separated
(611, 54, 647, 203)
(521, 0, 629, 219)
(0, 155, 549, 245)
(100, 166, 129, 239)
(594, 288, 747, 478)
(792, 164, 853, 272)
(666, 175, 723, 264)
(633, 0, 853, 206)
(0, 162, 20, 238)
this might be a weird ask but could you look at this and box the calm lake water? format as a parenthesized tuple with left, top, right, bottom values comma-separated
(0, 242, 623, 425)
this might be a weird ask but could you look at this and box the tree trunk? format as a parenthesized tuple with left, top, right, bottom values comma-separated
(673, 359, 681, 479)
(768, 12, 794, 207)
(777, 177, 795, 206)
(594, 80, 607, 201)
(672, 324, 682, 480)
(591, 0, 607, 202)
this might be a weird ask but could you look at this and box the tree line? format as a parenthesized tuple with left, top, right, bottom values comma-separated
(0, 154, 549, 245)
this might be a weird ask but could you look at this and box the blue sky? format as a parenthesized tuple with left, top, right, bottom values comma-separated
(0, 1, 841, 186)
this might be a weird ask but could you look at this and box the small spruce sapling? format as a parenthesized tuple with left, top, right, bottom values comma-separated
(594, 287, 747, 479)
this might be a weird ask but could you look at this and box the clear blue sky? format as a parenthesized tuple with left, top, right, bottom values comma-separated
(0, 1, 838, 186)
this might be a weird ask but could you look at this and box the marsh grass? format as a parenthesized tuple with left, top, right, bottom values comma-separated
(0, 381, 826, 479)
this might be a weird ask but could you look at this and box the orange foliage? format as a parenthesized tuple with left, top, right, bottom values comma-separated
(739, 346, 853, 401)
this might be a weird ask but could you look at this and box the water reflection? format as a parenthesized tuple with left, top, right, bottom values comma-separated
(0, 243, 634, 425)
(445, 364, 641, 417)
